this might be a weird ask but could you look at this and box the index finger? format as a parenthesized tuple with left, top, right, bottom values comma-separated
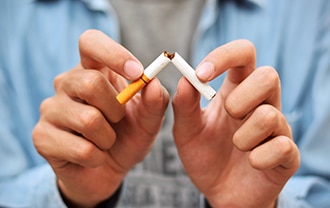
(196, 39, 256, 84)
(79, 30, 143, 80)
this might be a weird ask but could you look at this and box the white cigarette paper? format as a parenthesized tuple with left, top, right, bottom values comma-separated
(144, 52, 171, 79)
(171, 52, 216, 100)
(116, 52, 170, 104)
(117, 51, 216, 104)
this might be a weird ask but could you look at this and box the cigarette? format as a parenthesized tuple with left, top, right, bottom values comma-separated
(171, 52, 216, 100)
(116, 52, 171, 104)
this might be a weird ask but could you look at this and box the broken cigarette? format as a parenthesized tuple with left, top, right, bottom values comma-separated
(116, 51, 217, 104)
(171, 52, 216, 101)
(116, 52, 171, 104)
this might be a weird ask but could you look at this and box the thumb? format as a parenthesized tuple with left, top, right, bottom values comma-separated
(172, 77, 203, 146)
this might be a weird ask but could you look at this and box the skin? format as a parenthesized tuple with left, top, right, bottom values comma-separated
(173, 40, 300, 207)
(32, 30, 300, 208)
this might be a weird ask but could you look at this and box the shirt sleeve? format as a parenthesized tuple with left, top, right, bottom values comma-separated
(0, 66, 66, 207)
(0, 165, 67, 208)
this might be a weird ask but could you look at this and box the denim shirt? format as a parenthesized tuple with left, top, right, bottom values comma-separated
(0, 0, 330, 207)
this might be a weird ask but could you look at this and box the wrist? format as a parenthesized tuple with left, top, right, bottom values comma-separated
(205, 194, 277, 208)
(58, 179, 101, 208)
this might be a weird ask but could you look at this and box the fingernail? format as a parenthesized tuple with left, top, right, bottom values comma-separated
(124, 60, 143, 79)
(196, 62, 214, 81)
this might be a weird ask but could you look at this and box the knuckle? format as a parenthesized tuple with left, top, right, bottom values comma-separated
(232, 132, 248, 151)
(53, 73, 66, 90)
(32, 123, 42, 147)
(79, 29, 100, 50)
(239, 39, 255, 48)
(78, 107, 103, 129)
(71, 142, 97, 164)
(53, 72, 68, 90)
(225, 95, 241, 118)
(240, 39, 256, 54)
(258, 66, 280, 90)
(254, 105, 279, 130)
(275, 137, 294, 156)
(32, 123, 48, 156)
(239, 39, 256, 63)
(39, 97, 54, 115)
(80, 72, 106, 101)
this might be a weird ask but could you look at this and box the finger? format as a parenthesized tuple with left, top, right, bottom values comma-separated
(54, 69, 125, 123)
(249, 136, 300, 172)
(139, 78, 170, 132)
(33, 121, 108, 169)
(172, 77, 202, 145)
(196, 39, 256, 84)
(79, 30, 143, 80)
(109, 78, 169, 169)
(40, 96, 116, 151)
(225, 66, 281, 119)
(233, 104, 291, 151)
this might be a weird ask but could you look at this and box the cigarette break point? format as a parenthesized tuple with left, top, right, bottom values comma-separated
(164, 51, 175, 60)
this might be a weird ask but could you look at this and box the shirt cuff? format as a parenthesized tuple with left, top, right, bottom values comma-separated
(30, 165, 67, 208)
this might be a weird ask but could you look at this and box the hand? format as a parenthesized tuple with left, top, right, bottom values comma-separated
(32, 30, 169, 207)
(172, 40, 300, 208)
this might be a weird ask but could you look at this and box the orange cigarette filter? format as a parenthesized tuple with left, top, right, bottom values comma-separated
(116, 52, 172, 104)
(116, 74, 150, 104)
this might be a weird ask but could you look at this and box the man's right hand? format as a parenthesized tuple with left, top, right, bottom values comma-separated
(32, 30, 169, 207)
